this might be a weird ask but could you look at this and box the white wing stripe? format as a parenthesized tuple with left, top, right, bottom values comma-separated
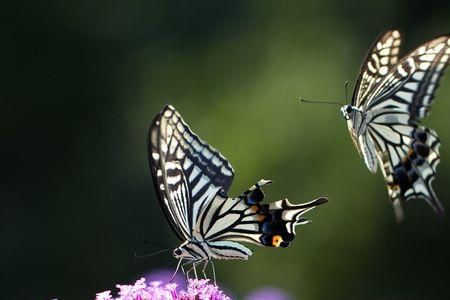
(191, 175, 210, 197)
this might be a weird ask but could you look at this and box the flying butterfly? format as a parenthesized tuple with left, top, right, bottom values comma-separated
(339, 29, 450, 220)
(148, 104, 328, 280)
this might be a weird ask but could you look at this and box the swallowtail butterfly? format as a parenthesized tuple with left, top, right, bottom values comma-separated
(341, 29, 450, 220)
(148, 104, 328, 278)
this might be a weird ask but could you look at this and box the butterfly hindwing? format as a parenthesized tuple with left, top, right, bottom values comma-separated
(374, 124, 443, 215)
(361, 107, 444, 216)
(194, 179, 328, 250)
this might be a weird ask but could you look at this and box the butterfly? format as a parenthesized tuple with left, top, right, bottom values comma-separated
(340, 29, 450, 221)
(148, 104, 328, 280)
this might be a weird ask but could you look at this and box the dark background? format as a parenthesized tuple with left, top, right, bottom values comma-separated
(2, 1, 450, 299)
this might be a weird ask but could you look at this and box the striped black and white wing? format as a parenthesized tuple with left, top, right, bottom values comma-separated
(149, 105, 235, 240)
(192, 180, 328, 258)
(365, 35, 450, 118)
(352, 29, 402, 108)
(360, 34, 450, 216)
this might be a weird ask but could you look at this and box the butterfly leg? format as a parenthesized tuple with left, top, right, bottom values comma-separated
(184, 263, 192, 280)
(182, 260, 194, 280)
(209, 259, 217, 286)
(193, 261, 199, 279)
(200, 259, 208, 279)
(170, 258, 184, 282)
(185, 260, 200, 280)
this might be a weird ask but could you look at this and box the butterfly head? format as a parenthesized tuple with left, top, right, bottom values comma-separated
(172, 243, 197, 260)
(340, 105, 354, 120)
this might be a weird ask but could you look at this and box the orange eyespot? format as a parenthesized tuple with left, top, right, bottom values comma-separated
(272, 235, 283, 247)
(250, 205, 259, 213)
(256, 214, 266, 221)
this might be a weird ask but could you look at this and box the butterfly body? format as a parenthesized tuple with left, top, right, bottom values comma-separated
(172, 238, 253, 262)
(341, 105, 378, 173)
(149, 105, 327, 271)
(342, 29, 449, 219)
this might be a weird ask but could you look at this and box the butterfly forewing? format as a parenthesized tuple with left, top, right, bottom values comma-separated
(149, 105, 235, 240)
(353, 29, 402, 108)
(366, 35, 450, 114)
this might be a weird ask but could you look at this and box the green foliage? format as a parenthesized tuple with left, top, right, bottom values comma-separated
(3, 0, 450, 299)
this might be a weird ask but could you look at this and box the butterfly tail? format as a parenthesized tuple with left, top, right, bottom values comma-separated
(236, 181, 328, 247)
(206, 181, 328, 249)
(393, 199, 405, 223)
(256, 197, 328, 248)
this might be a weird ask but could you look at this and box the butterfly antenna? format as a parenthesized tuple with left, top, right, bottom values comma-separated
(141, 236, 170, 248)
(299, 96, 342, 106)
(134, 248, 171, 259)
(344, 80, 349, 104)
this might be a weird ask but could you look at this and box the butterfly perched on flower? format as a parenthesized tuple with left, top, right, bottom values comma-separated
(340, 29, 450, 220)
(148, 104, 328, 279)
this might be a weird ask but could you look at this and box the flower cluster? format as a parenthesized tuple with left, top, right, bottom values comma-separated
(180, 279, 231, 300)
(95, 278, 231, 300)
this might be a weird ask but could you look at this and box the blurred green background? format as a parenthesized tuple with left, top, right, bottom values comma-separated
(3, 1, 450, 299)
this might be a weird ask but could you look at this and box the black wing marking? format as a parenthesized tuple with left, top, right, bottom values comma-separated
(353, 33, 450, 216)
(194, 180, 328, 248)
(365, 35, 450, 115)
(148, 105, 235, 240)
(367, 115, 443, 215)
(352, 29, 402, 108)
(365, 109, 442, 215)
(163, 161, 191, 238)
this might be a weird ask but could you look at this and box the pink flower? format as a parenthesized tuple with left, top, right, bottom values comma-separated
(95, 278, 231, 300)
(95, 291, 113, 300)
(179, 279, 231, 300)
